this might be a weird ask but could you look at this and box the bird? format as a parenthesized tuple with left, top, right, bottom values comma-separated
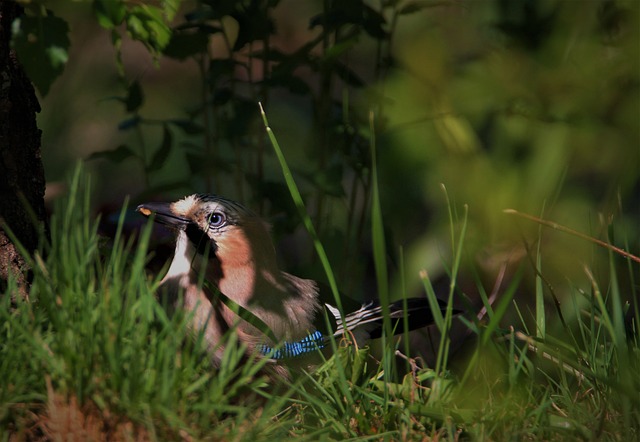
(137, 193, 449, 376)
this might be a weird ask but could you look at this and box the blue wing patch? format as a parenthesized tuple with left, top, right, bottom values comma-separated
(258, 330, 325, 359)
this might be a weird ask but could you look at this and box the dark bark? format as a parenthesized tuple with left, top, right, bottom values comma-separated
(0, 1, 47, 299)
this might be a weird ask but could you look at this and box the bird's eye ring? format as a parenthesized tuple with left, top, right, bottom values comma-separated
(208, 211, 226, 228)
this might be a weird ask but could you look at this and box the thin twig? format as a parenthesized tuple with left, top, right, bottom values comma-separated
(504, 209, 640, 264)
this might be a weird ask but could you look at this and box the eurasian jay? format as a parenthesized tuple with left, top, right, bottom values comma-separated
(138, 194, 447, 375)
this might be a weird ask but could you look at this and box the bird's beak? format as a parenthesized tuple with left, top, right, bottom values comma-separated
(137, 202, 189, 228)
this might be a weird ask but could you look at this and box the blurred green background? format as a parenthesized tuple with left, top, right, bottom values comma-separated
(32, 0, 639, 316)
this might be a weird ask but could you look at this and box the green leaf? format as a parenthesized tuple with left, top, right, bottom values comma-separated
(147, 125, 173, 172)
(126, 5, 172, 54)
(360, 4, 388, 39)
(163, 30, 210, 60)
(259, 103, 343, 313)
(125, 81, 143, 113)
(369, 112, 390, 337)
(161, 0, 181, 22)
(231, 7, 275, 51)
(398, 1, 450, 15)
(322, 37, 359, 63)
(11, 10, 70, 96)
(310, 2, 387, 39)
(333, 61, 365, 88)
(87, 145, 138, 163)
(126, 14, 149, 42)
(93, 0, 126, 29)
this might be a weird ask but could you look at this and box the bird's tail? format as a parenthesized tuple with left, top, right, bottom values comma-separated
(325, 297, 450, 346)
(258, 297, 455, 360)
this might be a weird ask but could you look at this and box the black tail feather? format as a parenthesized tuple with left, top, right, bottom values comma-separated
(367, 297, 452, 339)
(326, 297, 459, 343)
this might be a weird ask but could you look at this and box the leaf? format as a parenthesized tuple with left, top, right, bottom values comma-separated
(126, 5, 172, 53)
(188, 0, 236, 20)
(147, 125, 173, 172)
(93, 0, 126, 29)
(231, 8, 275, 51)
(360, 4, 388, 39)
(11, 10, 70, 96)
(184, 8, 218, 22)
(163, 30, 211, 60)
(87, 145, 138, 163)
(125, 81, 143, 112)
(333, 61, 365, 87)
(161, 0, 181, 21)
(175, 22, 221, 34)
(322, 37, 359, 63)
(309, 1, 387, 39)
(208, 59, 237, 82)
(398, 1, 451, 15)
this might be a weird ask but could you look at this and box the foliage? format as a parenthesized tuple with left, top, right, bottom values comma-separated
(11, 4, 70, 96)
(4, 0, 639, 439)
(74, 0, 638, 296)
(93, 0, 178, 64)
(15, 0, 638, 299)
(1, 164, 639, 439)
(82, 0, 410, 282)
(1, 167, 276, 439)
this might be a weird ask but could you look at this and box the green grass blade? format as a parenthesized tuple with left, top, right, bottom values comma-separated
(259, 102, 342, 313)
(369, 110, 392, 340)
(535, 233, 545, 339)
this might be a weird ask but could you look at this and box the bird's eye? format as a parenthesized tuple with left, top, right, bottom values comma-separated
(208, 211, 226, 228)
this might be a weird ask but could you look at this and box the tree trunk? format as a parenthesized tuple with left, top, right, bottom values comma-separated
(0, 1, 47, 300)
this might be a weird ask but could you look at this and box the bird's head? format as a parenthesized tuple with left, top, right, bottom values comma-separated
(137, 194, 277, 276)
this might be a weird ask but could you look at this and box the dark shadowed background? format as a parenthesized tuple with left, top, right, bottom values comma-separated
(29, 0, 639, 328)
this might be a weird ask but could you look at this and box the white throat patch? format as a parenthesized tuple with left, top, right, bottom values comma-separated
(163, 230, 196, 282)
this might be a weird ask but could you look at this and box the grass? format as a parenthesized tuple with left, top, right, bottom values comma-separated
(1, 160, 639, 440)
